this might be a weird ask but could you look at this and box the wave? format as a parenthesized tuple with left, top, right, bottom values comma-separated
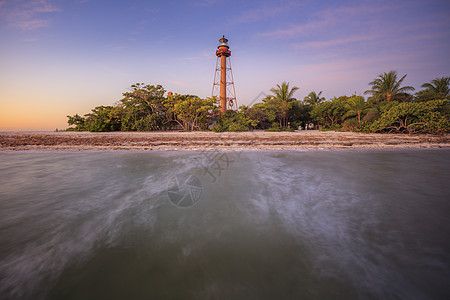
(1, 150, 449, 299)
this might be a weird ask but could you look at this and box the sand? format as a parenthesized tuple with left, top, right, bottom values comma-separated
(1, 130, 449, 151)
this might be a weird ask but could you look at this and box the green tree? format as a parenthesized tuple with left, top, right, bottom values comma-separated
(303, 91, 325, 106)
(344, 96, 367, 123)
(83, 105, 121, 132)
(415, 77, 450, 102)
(245, 103, 269, 129)
(119, 83, 166, 131)
(364, 71, 415, 102)
(173, 95, 216, 131)
(212, 110, 255, 132)
(370, 100, 450, 134)
(67, 114, 86, 131)
(270, 82, 299, 127)
(311, 96, 349, 128)
(261, 96, 282, 126)
(288, 100, 312, 129)
(421, 77, 450, 96)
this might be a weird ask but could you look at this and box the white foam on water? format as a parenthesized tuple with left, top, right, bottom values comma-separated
(246, 151, 450, 299)
(1, 150, 449, 300)
(0, 152, 176, 299)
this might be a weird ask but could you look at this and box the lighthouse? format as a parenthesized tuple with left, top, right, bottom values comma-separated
(212, 35, 237, 113)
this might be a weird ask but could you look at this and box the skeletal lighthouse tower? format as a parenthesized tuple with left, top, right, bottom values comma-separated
(212, 35, 237, 113)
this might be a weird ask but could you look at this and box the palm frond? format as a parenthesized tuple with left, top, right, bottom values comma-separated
(365, 70, 414, 100)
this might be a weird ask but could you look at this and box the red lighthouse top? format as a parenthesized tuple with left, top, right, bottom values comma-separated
(216, 35, 231, 57)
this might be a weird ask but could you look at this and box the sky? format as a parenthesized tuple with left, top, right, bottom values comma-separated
(1, 0, 449, 130)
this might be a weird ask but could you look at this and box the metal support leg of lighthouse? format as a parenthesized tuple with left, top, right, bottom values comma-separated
(220, 55, 227, 113)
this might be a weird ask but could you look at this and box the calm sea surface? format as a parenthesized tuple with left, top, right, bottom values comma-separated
(0, 150, 449, 300)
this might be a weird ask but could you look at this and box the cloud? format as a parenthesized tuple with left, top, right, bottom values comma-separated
(106, 44, 129, 51)
(258, 20, 329, 38)
(232, 1, 301, 24)
(183, 49, 211, 61)
(22, 37, 38, 42)
(19, 0, 60, 17)
(258, 2, 393, 39)
(100, 64, 128, 76)
(139, 19, 156, 26)
(320, 2, 394, 18)
(16, 19, 50, 30)
(172, 81, 190, 87)
(293, 35, 376, 49)
(2, 0, 61, 30)
(194, 0, 219, 7)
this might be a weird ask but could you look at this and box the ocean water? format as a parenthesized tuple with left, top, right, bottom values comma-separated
(0, 150, 449, 300)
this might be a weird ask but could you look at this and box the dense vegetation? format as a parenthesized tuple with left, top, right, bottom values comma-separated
(67, 72, 450, 134)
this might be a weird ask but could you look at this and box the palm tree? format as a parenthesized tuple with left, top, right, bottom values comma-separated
(304, 91, 325, 106)
(421, 77, 450, 97)
(270, 82, 299, 103)
(270, 82, 299, 127)
(364, 70, 415, 102)
(345, 96, 366, 123)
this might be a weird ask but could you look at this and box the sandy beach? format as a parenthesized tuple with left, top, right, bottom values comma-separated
(1, 130, 449, 151)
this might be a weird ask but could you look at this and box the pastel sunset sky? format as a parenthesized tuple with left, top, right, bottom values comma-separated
(1, 0, 449, 130)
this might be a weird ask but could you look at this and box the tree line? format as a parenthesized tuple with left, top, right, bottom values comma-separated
(67, 71, 450, 134)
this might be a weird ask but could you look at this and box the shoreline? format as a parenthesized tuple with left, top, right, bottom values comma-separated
(0, 130, 450, 151)
(1, 130, 449, 151)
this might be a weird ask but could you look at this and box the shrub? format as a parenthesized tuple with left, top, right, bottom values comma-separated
(342, 118, 359, 131)
(265, 126, 281, 132)
(212, 110, 251, 132)
(362, 108, 380, 122)
(356, 121, 372, 133)
(370, 100, 450, 134)
(320, 124, 342, 131)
